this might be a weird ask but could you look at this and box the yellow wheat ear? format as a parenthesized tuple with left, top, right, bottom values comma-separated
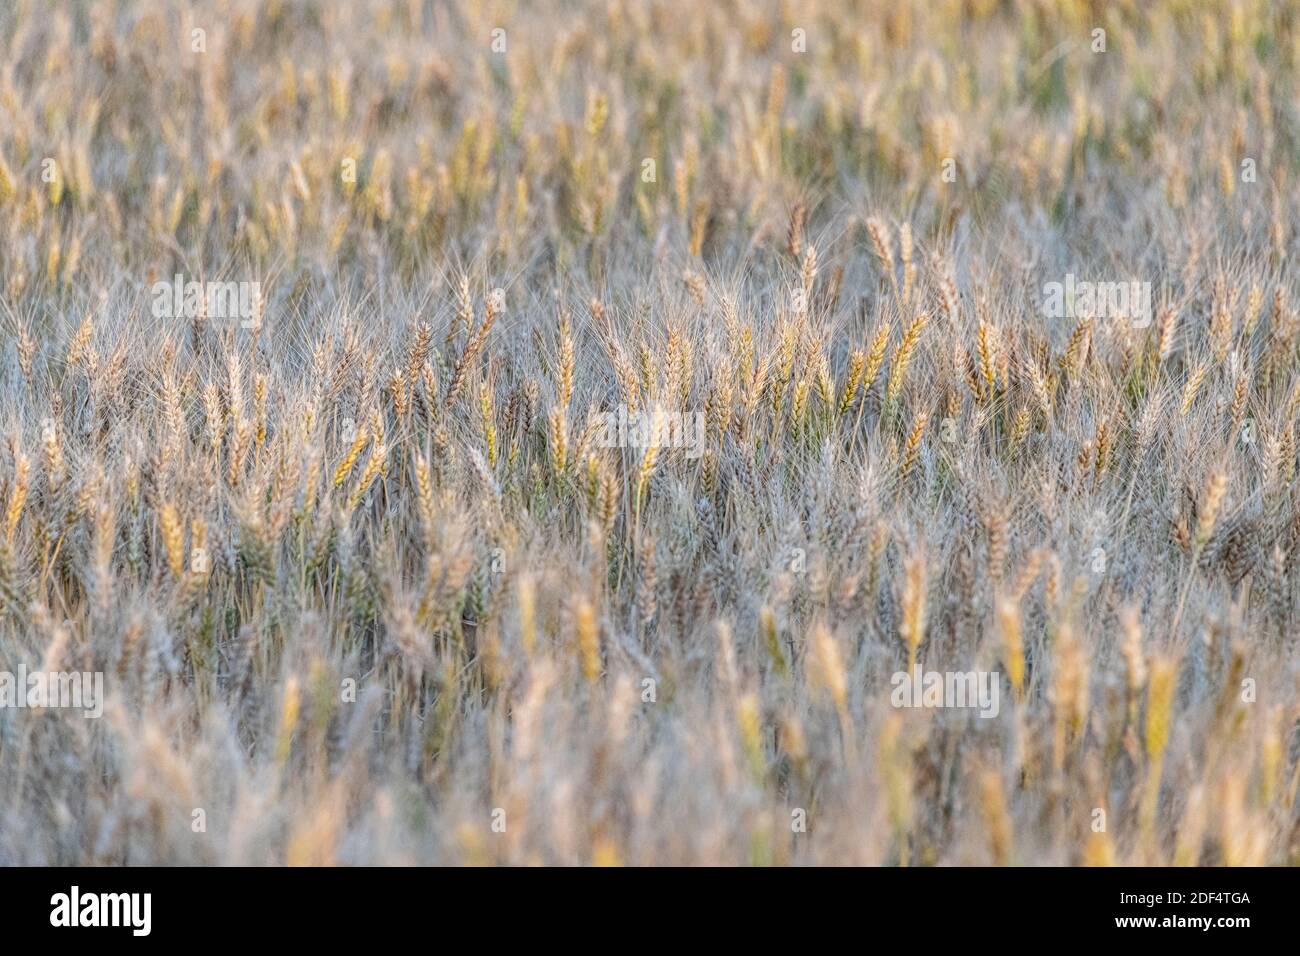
(886, 312, 928, 408)
(160, 503, 185, 579)
(276, 677, 301, 766)
(1194, 470, 1227, 548)
(575, 599, 600, 684)
(3, 452, 29, 546)
(1145, 656, 1177, 765)
(899, 552, 926, 673)
(807, 621, 846, 716)
(978, 769, 1012, 865)
(346, 439, 387, 512)
(548, 407, 568, 477)
(898, 411, 928, 483)
(997, 596, 1024, 704)
(1139, 653, 1179, 853)
(759, 606, 786, 675)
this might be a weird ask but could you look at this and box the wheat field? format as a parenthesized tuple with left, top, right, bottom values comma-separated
(0, 0, 1298, 866)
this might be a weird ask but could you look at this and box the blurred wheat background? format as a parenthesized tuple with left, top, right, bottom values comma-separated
(1, 0, 1299, 865)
